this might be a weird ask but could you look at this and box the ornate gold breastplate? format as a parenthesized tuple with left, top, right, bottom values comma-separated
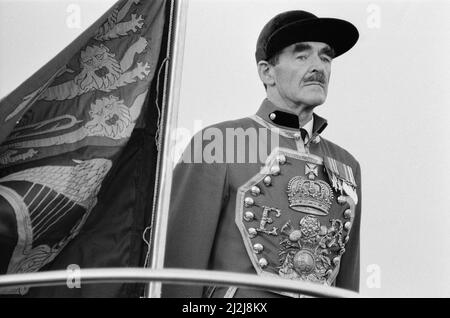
(235, 147, 357, 292)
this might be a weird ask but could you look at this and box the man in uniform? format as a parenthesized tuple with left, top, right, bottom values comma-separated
(163, 10, 362, 298)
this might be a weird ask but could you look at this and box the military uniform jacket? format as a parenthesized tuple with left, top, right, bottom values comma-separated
(163, 99, 362, 298)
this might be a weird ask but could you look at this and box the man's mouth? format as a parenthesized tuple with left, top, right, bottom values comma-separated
(303, 81, 325, 87)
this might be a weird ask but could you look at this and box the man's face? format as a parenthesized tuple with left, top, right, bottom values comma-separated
(270, 41, 334, 108)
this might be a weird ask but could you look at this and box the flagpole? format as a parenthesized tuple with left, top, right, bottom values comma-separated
(146, 0, 188, 298)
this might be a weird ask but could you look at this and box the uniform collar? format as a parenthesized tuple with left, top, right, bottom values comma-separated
(302, 117, 314, 139)
(256, 99, 328, 136)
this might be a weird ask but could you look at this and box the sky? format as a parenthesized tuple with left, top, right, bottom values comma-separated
(1, 0, 450, 297)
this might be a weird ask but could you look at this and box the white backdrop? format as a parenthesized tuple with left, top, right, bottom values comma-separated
(175, 0, 450, 298)
(1, 0, 449, 297)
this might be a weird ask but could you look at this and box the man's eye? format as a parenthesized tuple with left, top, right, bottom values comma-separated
(296, 55, 308, 61)
(321, 56, 332, 63)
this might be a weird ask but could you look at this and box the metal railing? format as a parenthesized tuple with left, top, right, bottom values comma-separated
(0, 268, 358, 298)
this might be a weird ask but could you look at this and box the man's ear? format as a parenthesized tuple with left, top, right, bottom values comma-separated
(257, 61, 275, 87)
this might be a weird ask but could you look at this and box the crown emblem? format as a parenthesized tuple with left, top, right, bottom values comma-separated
(287, 176, 334, 216)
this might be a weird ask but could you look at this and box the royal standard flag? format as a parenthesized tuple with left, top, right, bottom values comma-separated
(0, 0, 169, 296)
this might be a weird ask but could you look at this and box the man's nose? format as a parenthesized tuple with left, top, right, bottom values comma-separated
(309, 54, 326, 73)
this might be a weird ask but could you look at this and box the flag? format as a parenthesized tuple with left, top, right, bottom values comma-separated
(0, 0, 170, 297)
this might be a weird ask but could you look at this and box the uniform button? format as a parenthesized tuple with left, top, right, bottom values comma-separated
(333, 257, 340, 265)
(251, 186, 261, 196)
(263, 176, 272, 186)
(277, 154, 286, 165)
(258, 258, 268, 268)
(253, 243, 264, 254)
(294, 132, 302, 140)
(244, 211, 255, 222)
(344, 209, 352, 219)
(248, 228, 257, 238)
(289, 230, 302, 242)
(244, 197, 254, 207)
(312, 136, 321, 144)
(337, 196, 346, 205)
(320, 225, 328, 235)
(344, 222, 351, 231)
(269, 113, 276, 121)
(270, 165, 280, 175)
(345, 236, 350, 243)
